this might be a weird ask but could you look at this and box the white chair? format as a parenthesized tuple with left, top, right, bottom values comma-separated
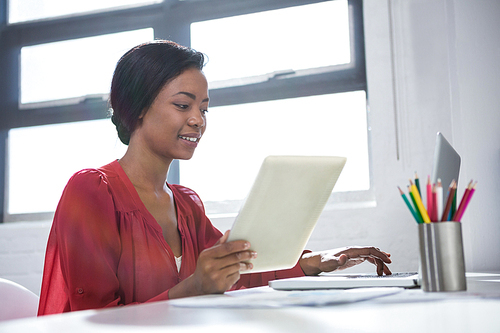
(0, 278, 39, 321)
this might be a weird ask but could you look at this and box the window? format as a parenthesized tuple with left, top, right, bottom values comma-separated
(8, 0, 163, 24)
(7, 28, 152, 219)
(20, 28, 154, 107)
(182, 0, 370, 216)
(8, 120, 127, 215)
(191, 1, 350, 83)
(0, 0, 367, 222)
(180, 91, 370, 215)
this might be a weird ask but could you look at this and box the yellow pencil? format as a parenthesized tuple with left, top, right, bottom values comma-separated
(409, 180, 431, 223)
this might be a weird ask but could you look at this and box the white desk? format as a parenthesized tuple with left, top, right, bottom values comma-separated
(1, 273, 500, 333)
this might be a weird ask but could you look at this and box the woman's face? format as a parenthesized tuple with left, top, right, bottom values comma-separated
(132, 67, 209, 162)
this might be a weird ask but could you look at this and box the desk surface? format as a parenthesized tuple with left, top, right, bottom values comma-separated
(2, 273, 500, 333)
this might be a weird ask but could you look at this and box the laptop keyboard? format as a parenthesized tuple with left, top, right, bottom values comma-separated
(346, 272, 418, 279)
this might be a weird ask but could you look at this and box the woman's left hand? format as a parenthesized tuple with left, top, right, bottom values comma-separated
(299, 247, 392, 276)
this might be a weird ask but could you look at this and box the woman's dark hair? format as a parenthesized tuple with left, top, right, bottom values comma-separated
(110, 40, 205, 145)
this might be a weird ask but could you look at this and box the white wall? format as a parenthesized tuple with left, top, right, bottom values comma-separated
(300, 0, 500, 274)
(448, 0, 500, 272)
(0, 222, 51, 295)
(1, 0, 499, 295)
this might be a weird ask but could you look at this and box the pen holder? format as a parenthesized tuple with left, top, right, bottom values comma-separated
(418, 222, 467, 292)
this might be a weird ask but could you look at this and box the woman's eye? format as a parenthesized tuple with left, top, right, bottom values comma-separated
(174, 103, 189, 110)
(201, 109, 208, 115)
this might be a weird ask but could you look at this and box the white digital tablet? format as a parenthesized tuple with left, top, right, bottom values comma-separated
(431, 132, 461, 189)
(227, 155, 347, 273)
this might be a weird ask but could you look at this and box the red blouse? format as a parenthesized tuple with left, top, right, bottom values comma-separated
(38, 161, 304, 315)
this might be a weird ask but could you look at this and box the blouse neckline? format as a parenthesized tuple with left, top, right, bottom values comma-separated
(109, 160, 183, 258)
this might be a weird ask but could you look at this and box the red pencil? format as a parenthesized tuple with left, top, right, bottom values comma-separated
(441, 180, 456, 221)
(426, 176, 433, 221)
(431, 184, 438, 222)
(452, 181, 475, 221)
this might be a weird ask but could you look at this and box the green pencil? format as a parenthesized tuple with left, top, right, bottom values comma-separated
(398, 186, 422, 223)
(451, 189, 457, 219)
(407, 186, 424, 223)
(414, 172, 421, 196)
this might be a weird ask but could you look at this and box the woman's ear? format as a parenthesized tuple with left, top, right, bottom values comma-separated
(138, 108, 147, 120)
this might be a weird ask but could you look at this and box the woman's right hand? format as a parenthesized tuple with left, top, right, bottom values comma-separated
(168, 231, 257, 299)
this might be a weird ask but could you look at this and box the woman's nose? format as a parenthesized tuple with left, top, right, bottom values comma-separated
(188, 112, 205, 128)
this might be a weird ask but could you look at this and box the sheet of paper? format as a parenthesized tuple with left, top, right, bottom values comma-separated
(169, 286, 403, 308)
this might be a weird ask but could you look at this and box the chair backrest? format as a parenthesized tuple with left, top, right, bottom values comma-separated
(0, 278, 39, 321)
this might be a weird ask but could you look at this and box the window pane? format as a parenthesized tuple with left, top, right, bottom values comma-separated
(20, 28, 154, 105)
(8, 0, 163, 24)
(179, 91, 369, 208)
(8, 119, 127, 215)
(191, 0, 350, 83)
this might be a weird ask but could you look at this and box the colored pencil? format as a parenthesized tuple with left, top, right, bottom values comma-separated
(415, 172, 421, 196)
(426, 175, 433, 222)
(408, 186, 424, 223)
(452, 181, 475, 221)
(410, 180, 431, 223)
(436, 179, 443, 221)
(451, 189, 457, 220)
(441, 180, 457, 221)
(456, 182, 476, 221)
(431, 184, 438, 221)
(398, 186, 421, 223)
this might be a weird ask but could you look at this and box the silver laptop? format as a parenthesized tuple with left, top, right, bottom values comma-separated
(269, 272, 420, 290)
(431, 132, 461, 189)
(227, 155, 346, 274)
(270, 132, 462, 290)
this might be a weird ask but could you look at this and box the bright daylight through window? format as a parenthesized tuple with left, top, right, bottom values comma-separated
(4, 0, 370, 219)
(8, 28, 153, 216)
(180, 91, 370, 214)
(8, 0, 163, 24)
(20, 28, 154, 106)
(182, 0, 370, 215)
(190, 1, 350, 83)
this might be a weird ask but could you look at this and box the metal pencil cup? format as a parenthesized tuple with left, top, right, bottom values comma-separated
(418, 222, 466, 292)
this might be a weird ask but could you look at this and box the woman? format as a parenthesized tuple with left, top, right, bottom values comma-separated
(38, 40, 391, 315)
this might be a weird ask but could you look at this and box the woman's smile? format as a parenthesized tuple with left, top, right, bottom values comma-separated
(178, 133, 202, 148)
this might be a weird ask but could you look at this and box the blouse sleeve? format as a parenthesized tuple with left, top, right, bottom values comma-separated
(232, 251, 309, 290)
(42, 170, 124, 312)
